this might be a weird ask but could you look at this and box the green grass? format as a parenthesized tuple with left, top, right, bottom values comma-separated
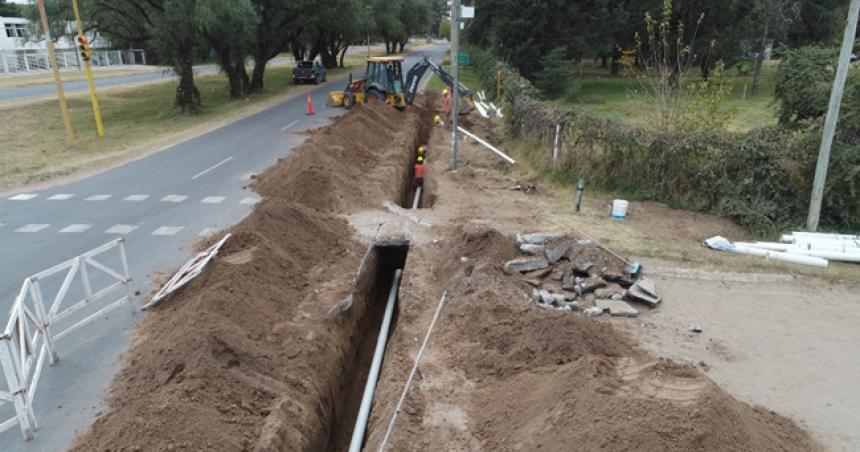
(554, 60, 780, 131)
(0, 58, 365, 191)
(425, 55, 483, 94)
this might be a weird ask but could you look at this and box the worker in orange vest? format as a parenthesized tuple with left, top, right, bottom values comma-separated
(414, 155, 425, 189)
(441, 88, 451, 116)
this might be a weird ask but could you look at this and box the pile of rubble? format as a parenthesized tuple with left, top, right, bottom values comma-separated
(503, 232, 661, 317)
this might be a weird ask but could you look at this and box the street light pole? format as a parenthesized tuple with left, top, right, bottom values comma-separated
(36, 0, 74, 145)
(806, 0, 860, 231)
(449, 0, 460, 168)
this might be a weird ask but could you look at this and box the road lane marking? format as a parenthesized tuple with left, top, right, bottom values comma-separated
(201, 196, 226, 204)
(48, 193, 75, 200)
(60, 224, 92, 233)
(9, 194, 37, 201)
(191, 156, 233, 180)
(199, 227, 217, 236)
(106, 224, 139, 234)
(152, 226, 184, 236)
(280, 119, 300, 131)
(240, 197, 260, 205)
(16, 224, 49, 232)
(85, 194, 112, 201)
(124, 194, 149, 201)
(161, 195, 188, 203)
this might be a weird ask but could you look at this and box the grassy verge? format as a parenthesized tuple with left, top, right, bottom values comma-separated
(0, 53, 385, 191)
(0, 66, 164, 89)
(558, 61, 779, 131)
(425, 54, 483, 94)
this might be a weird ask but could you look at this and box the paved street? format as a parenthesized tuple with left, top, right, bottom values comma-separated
(0, 43, 447, 451)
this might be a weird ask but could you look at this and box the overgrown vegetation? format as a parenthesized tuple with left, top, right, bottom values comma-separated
(469, 46, 859, 235)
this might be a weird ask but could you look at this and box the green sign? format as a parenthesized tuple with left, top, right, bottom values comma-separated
(458, 52, 470, 66)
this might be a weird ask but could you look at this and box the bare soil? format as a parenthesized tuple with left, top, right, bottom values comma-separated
(72, 99, 824, 451)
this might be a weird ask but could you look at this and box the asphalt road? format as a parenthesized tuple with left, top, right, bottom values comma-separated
(0, 42, 447, 451)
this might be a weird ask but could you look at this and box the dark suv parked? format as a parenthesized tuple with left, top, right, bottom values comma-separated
(292, 60, 326, 84)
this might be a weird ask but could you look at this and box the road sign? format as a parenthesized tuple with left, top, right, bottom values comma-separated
(458, 52, 469, 66)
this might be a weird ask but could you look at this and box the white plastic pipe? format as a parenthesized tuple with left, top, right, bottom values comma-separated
(457, 126, 516, 164)
(412, 186, 422, 210)
(348, 269, 403, 452)
(732, 245, 829, 267)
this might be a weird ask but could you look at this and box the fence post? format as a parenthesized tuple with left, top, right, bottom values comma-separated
(552, 122, 561, 168)
(117, 239, 136, 315)
(0, 338, 34, 440)
(141, 50, 146, 65)
(1, 53, 8, 74)
(28, 278, 58, 365)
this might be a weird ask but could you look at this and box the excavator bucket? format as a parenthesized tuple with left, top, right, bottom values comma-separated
(328, 91, 345, 107)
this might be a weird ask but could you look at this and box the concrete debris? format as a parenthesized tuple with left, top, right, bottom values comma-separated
(580, 276, 607, 294)
(523, 267, 552, 279)
(689, 323, 703, 333)
(596, 298, 639, 317)
(512, 232, 659, 317)
(517, 232, 564, 246)
(545, 240, 575, 264)
(519, 244, 546, 255)
(583, 306, 604, 318)
(505, 256, 549, 273)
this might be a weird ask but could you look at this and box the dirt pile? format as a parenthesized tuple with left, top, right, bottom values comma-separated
(70, 101, 426, 451)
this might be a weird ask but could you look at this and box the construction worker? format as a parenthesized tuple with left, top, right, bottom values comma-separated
(433, 114, 445, 127)
(441, 87, 452, 116)
(414, 155, 425, 188)
(417, 145, 426, 158)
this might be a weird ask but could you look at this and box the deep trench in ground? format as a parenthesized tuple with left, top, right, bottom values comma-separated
(402, 110, 435, 209)
(325, 244, 409, 452)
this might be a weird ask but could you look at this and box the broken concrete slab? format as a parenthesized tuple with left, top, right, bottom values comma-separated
(523, 267, 552, 279)
(594, 283, 625, 299)
(573, 261, 595, 277)
(583, 306, 603, 318)
(504, 256, 549, 273)
(519, 244, 546, 255)
(604, 271, 634, 288)
(628, 284, 661, 307)
(545, 240, 575, 264)
(561, 274, 577, 291)
(517, 232, 565, 245)
(634, 277, 658, 298)
(580, 276, 607, 294)
(538, 290, 567, 306)
(595, 298, 639, 317)
(523, 278, 542, 287)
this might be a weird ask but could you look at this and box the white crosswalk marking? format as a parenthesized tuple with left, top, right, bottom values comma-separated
(201, 196, 226, 204)
(124, 194, 149, 202)
(161, 195, 188, 203)
(240, 197, 260, 205)
(85, 194, 112, 201)
(60, 224, 92, 233)
(105, 224, 139, 235)
(152, 226, 184, 236)
(9, 194, 37, 201)
(48, 193, 75, 200)
(16, 224, 49, 232)
(198, 227, 217, 236)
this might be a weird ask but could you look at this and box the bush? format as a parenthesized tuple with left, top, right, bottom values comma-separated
(774, 46, 860, 127)
(534, 47, 573, 98)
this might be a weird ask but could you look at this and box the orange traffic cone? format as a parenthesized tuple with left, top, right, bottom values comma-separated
(306, 92, 315, 115)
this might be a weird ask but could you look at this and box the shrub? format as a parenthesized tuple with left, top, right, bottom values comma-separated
(534, 47, 573, 98)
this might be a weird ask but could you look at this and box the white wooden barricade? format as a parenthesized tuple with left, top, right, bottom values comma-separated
(144, 234, 230, 310)
(0, 238, 134, 440)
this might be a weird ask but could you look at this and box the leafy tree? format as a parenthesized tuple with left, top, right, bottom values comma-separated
(534, 47, 573, 97)
(0, 0, 22, 17)
(247, 0, 306, 91)
(196, 0, 258, 98)
(750, 0, 800, 94)
(774, 46, 859, 126)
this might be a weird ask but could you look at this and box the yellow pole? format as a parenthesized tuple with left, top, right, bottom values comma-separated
(496, 69, 501, 101)
(72, 0, 104, 137)
(36, 0, 74, 145)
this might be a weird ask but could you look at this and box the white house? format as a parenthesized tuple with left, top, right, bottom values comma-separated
(1, 15, 108, 51)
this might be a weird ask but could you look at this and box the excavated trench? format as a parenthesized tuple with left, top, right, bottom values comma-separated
(325, 111, 433, 451)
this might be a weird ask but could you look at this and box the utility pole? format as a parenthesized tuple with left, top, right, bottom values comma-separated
(72, 0, 104, 137)
(449, 0, 461, 168)
(806, 0, 860, 231)
(36, 0, 74, 145)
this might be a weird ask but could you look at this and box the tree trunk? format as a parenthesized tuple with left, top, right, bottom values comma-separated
(398, 39, 407, 53)
(751, 0, 772, 96)
(175, 55, 200, 113)
(227, 64, 243, 98)
(601, 55, 608, 69)
(339, 45, 348, 67)
(384, 40, 391, 54)
(700, 57, 711, 80)
(610, 48, 621, 76)
(250, 58, 266, 92)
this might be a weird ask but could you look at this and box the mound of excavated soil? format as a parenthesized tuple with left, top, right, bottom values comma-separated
(70, 102, 427, 451)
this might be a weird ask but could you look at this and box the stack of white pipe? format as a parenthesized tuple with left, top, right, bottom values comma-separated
(733, 231, 860, 266)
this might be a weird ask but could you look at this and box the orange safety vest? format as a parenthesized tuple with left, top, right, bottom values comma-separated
(414, 163, 425, 180)
(441, 93, 451, 114)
